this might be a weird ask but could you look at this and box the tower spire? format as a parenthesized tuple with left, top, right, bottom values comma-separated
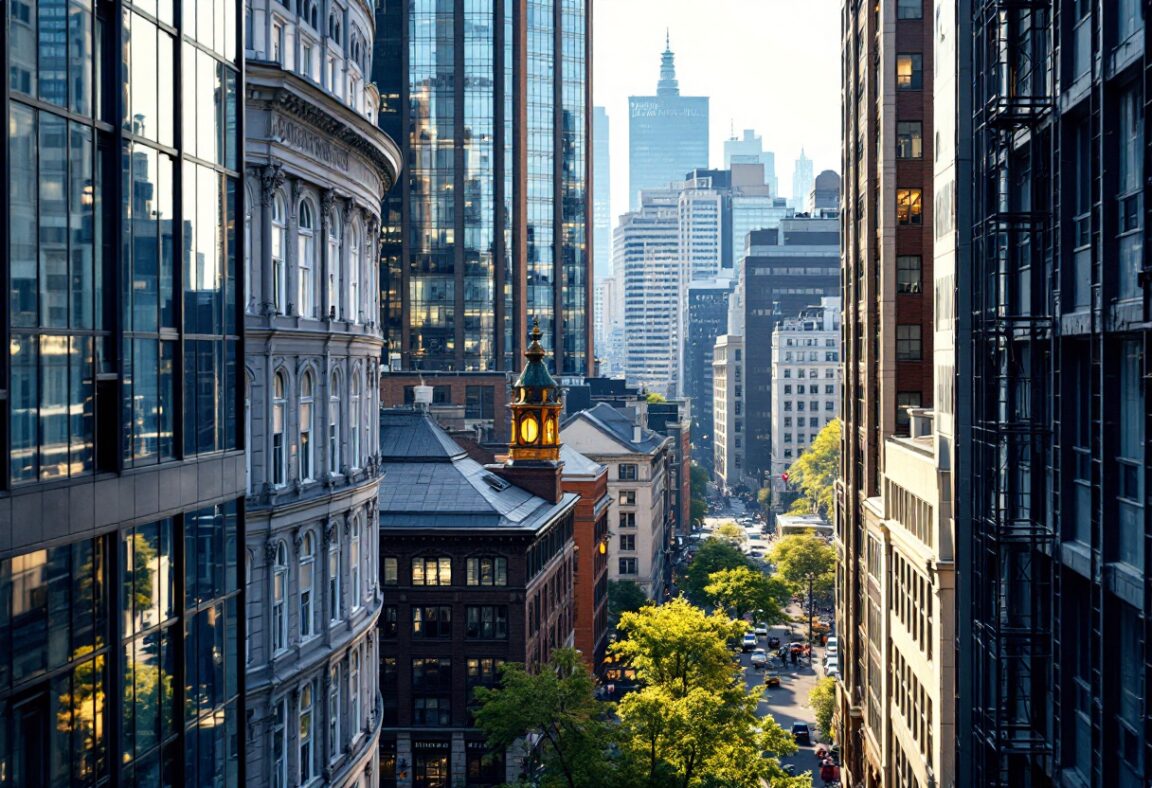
(657, 32, 679, 96)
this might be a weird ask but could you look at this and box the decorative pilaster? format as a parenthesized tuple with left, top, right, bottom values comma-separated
(260, 163, 286, 315)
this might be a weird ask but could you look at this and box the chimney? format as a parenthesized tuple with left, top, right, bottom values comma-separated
(413, 379, 432, 410)
(487, 462, 565, 504)
(633, 424, 643, 444)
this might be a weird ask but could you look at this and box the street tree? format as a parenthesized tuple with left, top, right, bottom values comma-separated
(472, 648, 619, 788)
(712, 521, 745, 543)
(784, 419, 840, 519)
(769, 534, 836, 594)
(809, 676, 837, 741)
(681, 539, 753, 603)
(689, 464, 710, 527)
(703, 566, 790, 623)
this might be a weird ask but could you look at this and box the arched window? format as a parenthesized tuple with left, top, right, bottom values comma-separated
(272, 373, 286, 487)
(272, 195, 287, 312)
(329, 532, 341, 623)
(349, 371, 361, 468)
(299, 681, 315, 783)
(273, 542, 288, 653)
(350, 516, 361, 611)
(298, 199, 316, 317)
(309, 2, 318, 29)
(328, 663, 341, 761)
(329, 371, 341, 473)
(348, 222, 360, 323)
(300, 532, 316, 640)
(349, 648, 361, 738)
(300, 372, 314, 481)
(327, 208, 341, 318)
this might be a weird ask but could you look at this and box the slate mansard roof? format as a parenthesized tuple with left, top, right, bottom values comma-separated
(562, 402, 669, 454)
(378, 408, 577, 532)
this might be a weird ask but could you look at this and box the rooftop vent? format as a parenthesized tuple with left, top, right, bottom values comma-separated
(413, 382, 433, 410)
(482, 474, 510, 492)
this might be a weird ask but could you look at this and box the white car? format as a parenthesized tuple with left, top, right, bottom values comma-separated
(754, 622, 769, 637)
(825, 663, 841, 679)
(825, 644, 839, 660)
(826, 636, 839, 651)
(741, 633, 758, 652)
(750, 648, 768, 668)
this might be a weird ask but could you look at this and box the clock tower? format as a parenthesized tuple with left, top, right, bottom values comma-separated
(508, 320, 563, 463)
(488, 320, 566, 502)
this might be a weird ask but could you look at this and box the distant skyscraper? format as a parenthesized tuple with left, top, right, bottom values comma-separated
(724, 129, 778, 197)
(614, 190, 681, 396)
(594, 106, 612, 281)
(628, 34, 709, 210)
(686, 279, 736, 471)
(791, 149, 814, 211)
(373, 0, 593, 375)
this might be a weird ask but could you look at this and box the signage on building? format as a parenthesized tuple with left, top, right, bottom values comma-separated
(272, 115, 351, 171)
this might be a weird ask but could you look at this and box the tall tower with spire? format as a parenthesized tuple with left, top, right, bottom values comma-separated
(626, 32, 709, 210)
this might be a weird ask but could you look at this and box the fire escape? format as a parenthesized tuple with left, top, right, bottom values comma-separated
(970, 0, 1055, 783)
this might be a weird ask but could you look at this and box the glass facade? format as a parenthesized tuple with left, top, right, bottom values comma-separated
(0, 505, 242, 787)
(374, 0, 591, 374)
(2, 0, 244, 783)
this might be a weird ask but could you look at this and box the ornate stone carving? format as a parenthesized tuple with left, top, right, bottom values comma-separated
(320, 188, 337, 218)
(260, 162, 286, 206)
(264, 541, 279, 563)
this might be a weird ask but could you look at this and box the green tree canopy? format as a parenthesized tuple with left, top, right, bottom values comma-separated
(689, 464, 710, 500)
(712, 521, 745, 544)
(646, 392, 668, 404)
(681, 539, 753, 603)
(610, 598, 746, 697)
(472, 648, 619, 788)
(768, 534, 836, 595)
(809, 676, 837, 742)
(703, 566, 790, 623)
(784, 418, 841, 519)
(608, 580, 650, 631)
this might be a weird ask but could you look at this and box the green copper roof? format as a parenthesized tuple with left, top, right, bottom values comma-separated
(514, 320, 560, 393)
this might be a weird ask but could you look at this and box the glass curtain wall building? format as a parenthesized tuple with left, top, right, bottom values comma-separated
(373, 0, 592, 376)
(2, 0, 245, 785)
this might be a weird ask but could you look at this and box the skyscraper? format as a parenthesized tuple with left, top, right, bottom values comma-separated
(373, 1, 593, 375)
(2, 2, 245, 783)
(614, 190, 681, 396)
(593, 106, 612, 281)
(242, 1, 403, 784)
(724, 129, 778, 198)
(791, 149, 814, 211)
(628, 34, 709, 210)
(958, 1, 1151, 785)
(686, 279, 736, 471)
(836, 1, 946, 786)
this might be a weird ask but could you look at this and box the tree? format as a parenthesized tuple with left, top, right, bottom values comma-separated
(769, 534, 836, 594)
(608, 580, 649, 631)
(472, 648, 619, 788)
(646, 392, 667, 404)
(703, 566, 789, 623)
(689, 497, 708, 527)
(610, 599, 799, 786)
(689, 464, 710, 500)
(756, 486, 772, 508)
(784, 419, 840, 519)
(809, 677, 837, 741)
(712, 521, 745, 544)
(681, 539, 753, 603)
(610, 598, 746, 695)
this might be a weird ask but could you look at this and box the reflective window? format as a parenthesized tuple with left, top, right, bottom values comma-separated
(896, 54, 923, 90)
(897, 0, 922, 19)
(896, 121, 922, 159)
(465, 557, 508, 587)
(299, 681, 315, 783)
(300, 372, 315, 481)
(349, 519, 362, 611)
(350, 371, 362, 468)
(327, 664, 341, 760)
(272, 542, 288, 654)
(328, 371, 342, 473)
(896, 188, 923, 225)
(348, 222, 361, 322)
(328, 538, 342, 623)
(272, 698, 288, 788)
(411, 557, 452, 586)
(349, 649, 362, 738)
(327, 206, 341, 317)
(272, 372, 287, 486)
(897, 256, 922, 293)
(298, 199, 317, 317)
(896, 325, 922, 361)
(272, 195, 288, 312)
(300, 532, 316, 640)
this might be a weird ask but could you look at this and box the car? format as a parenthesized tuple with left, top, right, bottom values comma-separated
(764, 669, 781, 687)
(826, 644, 839, 660)
(767, 635, 781, 649)
(741, 633, 758, 652)
(825, 664, 841, 679)
(750, 648, 768, 668)
(754, 622, 769, 637)
(748, 550, 763, 558)
(791, 722, 812, 746)
(826, 636, 839, 652)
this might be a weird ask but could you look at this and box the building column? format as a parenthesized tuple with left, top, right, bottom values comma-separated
(288, 177, 302, 317)
(260, 162, 285, 315)
(397, 733, 413, 788)
(343, 198, 358, 322)
(320, 189, 336, 320)
(451, 732, 466, 786)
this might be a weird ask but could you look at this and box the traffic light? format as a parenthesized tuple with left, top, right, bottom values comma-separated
(781, 472, 789, 483)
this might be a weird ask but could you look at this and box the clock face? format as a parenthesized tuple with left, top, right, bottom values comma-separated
(519, 414, 540, 443)
(544, 416, 556, 444)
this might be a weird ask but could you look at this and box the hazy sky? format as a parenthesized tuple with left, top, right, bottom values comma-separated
(593, 0, 842, 222)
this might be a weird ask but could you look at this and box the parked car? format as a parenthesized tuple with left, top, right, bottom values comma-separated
(764, 669, 781, 688)
(825, 643, 839, 660)
(767, 635, 781, 649)
(825, 636, 839, 653)
(791, 722, 812, 746)
(750, 648, 768, 668)
(754, 622, 769, 637)
(741, 633, 758, 652)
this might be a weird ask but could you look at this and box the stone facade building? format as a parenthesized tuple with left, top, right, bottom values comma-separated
(241, 1, 401, 785)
